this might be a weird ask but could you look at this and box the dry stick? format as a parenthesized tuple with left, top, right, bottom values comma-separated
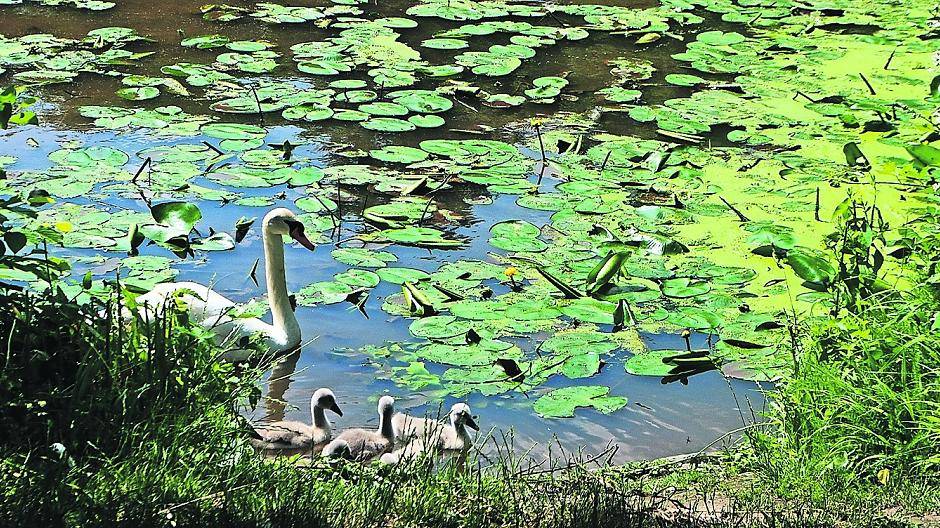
(334, 178, 342, 238)
(249, 85, 264, 125)
(311, 195, 339, 230)
(793, 90, 817, 103)
(516, 444, 619, 478)
(201, 141, 224, 156)
(131, 157, 151, 183)
(417, 174, 454, 225)
(454, 97, 479, 112)
(535, 123, 547, 185)
(599, 150, 612, 173)
(858, 72, 876, 95)
(883, 47, 898, 70)
(418, 197, 435, 226)
(719, 196, 749, 222)
(545, 9, 569, 27)
(814, 187, 821, 221)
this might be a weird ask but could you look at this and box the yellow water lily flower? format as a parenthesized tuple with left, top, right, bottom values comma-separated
(504, 266, 519, 277)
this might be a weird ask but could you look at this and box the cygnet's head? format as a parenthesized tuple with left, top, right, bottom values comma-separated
(450, 403, 479, 431)
(378, 395, 395, 416)
(262, 208, 317, 251)
(313, 388, 342, 416)
(322, 439, 352, 460)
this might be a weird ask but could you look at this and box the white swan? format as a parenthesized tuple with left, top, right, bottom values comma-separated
(251, 388, 342, 451)
(135, 208, 316, 359)
(323, 396, 395, 461)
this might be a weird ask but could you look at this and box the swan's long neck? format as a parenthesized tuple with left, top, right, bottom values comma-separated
(451, 416, 468, 441)
(263, 229, 301, 348)
(312, 402, 328, 430)
(379, 408, 394, 439)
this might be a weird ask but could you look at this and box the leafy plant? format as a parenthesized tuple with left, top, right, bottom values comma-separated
(137, 201, 234, 257)
(0, 86, 37, 129)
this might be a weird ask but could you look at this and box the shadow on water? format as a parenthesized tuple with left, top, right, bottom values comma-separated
(0, 0, 767, 463)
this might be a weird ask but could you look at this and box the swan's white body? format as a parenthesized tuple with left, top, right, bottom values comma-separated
(135, 208, 315, 360)
(384, 403, 479, 464)
(252, 388, 342, 451)
(324, 396, 395, 461)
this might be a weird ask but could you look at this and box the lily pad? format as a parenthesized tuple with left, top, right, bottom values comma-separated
(533, 386, 627, 418)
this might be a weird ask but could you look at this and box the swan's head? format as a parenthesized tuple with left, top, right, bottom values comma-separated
(322, 439, 352, 460)
(378, 395, 395, 417)
(450, 403, 479, 431)
(263, 208, 317, 251)
(313, 388, 342, 416)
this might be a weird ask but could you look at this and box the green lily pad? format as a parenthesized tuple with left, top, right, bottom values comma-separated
(331, 247, 397, 268)
(377, 227, 462, 248)
(361, 117, 416, 132)
(369, 146, 429, 164)
(422, 38, 468, 50)
(533, 386, 627, 418)
(116, 86, 159, 100)
(661, 278, 711, 298)
(489, 220, 547, 252)
(625, 350, 679, 377)
(409, 114, 445, 128)
(376, 267, 431, 284)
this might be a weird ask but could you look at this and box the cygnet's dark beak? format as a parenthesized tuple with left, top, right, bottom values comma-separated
(327, 400, 343, 417)
(464, 414, 480, 431)
(284, 219, 317, 252)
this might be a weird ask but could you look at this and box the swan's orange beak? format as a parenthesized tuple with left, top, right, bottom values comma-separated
(285, 219, 317, 252)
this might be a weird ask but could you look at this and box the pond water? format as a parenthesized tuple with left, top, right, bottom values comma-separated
(0, 0, 774, 463)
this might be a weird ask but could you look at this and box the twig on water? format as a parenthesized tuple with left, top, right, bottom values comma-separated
(131, 157, 152, 184)
(250, 85, 264, 125)
(858, 72, 876, 95)
(719, 196, 749, 222)
(600, 150, 612, 173)
(883, 47, 897, 70)
(417, 175, 455, 225)
(455, 97, 479, 112)
(793, 90, 817, 103)
(202, 141, 224, 156)
(312, 194, 339, 230)
(534, 120, 547, 186)
(814, 187, 821, 222)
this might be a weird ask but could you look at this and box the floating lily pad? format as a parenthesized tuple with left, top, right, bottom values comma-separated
(369, 146, 429, 164)
(422, 38, 468, 50)
(489, 220, 547, 252)
(376, 267, 430, 284)
(625, 350, 680, 377)
(661, 278, 711, 298)
(533, 386, 627, 418)
(409, 114, 445, 128)
(331, 247, 396, 268)
(116, 86, 160, 100)
(361, 117, 416, 132)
